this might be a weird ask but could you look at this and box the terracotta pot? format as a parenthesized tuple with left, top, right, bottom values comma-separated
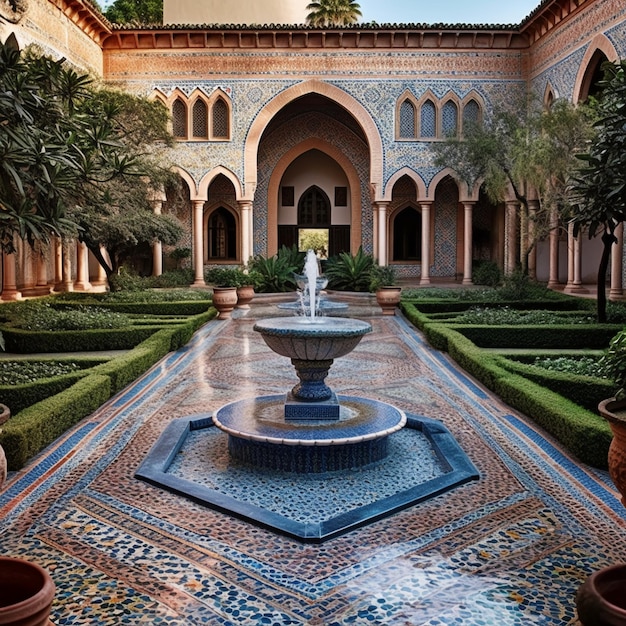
(0, 557, 55, 626)
(0, 404, 9, 488)
(375, 286, 402, 316)
(598, 398, 626, 507)
(576, 563, 626, 625)
(211, 287, 238, 319)
(236, 285, 255, 309)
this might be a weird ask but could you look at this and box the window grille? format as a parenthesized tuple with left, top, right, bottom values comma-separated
(463, 100, 480, 127)
(172, 99, 187, 139)
(399, 100, 416, 138)
(212, 98, 229, 139)
(420, 100, 436, 138)
(442, 101, 458, 137)
(192, 100, 208, 138)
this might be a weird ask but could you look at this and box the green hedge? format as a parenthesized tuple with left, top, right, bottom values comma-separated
(452, 324, 621, 349)
(401, 309, 613, 467)
(495, 356, 614, 412)
(493, 374, 611, 468)
(0, 368, 93, 415)
(0, 374, 111, 470)
(2, 326, 162, 353)
(53, 301, 212, 316)
(0, 309, 216, 469)
(403, 298, 590, 314)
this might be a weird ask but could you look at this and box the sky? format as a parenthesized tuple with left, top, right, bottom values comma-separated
(356, 0, 543, 26)
(99, 1, 545, 26)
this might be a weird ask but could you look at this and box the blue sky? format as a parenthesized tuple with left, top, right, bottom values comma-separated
(357, 0, 542, 25)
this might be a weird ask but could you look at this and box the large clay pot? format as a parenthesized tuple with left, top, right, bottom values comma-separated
(576, 563, 626, 625)
(0, 557, 55, 625)
(375, 286, 402, 316)
(598, 398, 626, 506)
(211, 287, 238, 319)
(0, 404, 10, 488)
(236, 285, 255, 309)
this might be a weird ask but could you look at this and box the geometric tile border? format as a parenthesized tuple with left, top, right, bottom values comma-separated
(135, 411, 479, 543)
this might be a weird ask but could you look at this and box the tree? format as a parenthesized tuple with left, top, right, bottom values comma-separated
(0, 38, 184, 284)
(570, 61, 626, 323)
(433, 96, 594, 274)
(104, 0, 162, 25)
(306, 0, 361, 26)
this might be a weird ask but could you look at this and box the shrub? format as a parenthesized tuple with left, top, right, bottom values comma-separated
(472, 260, 502, 287)
(248, 250, 300, 293)
(325, 247, 374, 292)
(368, 264, 397, 291)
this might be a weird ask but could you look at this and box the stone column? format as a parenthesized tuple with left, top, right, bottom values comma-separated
(238, 200, 253, 265)
(91, 246, 109, 290)
(547, 207, 560, 290)
(54, 237, 63, 289)
(74, 241, 92, 291)
(1, 252, 21, 301)
(60, 239, 74, 292)
(420, 201, 432, 285)
(504, 200, 518, 274)
(462, 201, 474, 285)
(151, 197, 163, 277)
(192, 199, 206, 286)
(564, 223, 586, 293)
(374, 201, 389, 265)
(610, 222, 624, 300)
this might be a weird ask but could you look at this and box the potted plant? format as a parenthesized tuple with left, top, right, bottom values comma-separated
(205, 268, 240, 319)
(369, 264, 401, 316)
(233, 267, 261, 310)
(597, 329, 626, 506)
(0, 556, 55, 625)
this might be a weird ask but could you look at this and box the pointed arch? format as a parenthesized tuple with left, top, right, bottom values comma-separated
(543, 82, 557, 109)
(427, 168, 469, 201)
(267, 137, 362, 255)
(417, 90, 438, 139)
(396, 90, 418, 140)
(460, 91, 484, 134)
(383, 167, 427, 201)
(172, 166, 199, 200)
(245, 80, 382, 201)
(440, 93, 459, 138)
(574, 34, 619, 103)
(198, 166, 243, 201)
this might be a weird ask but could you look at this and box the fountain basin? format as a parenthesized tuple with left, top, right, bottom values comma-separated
(253, 317, 371, 361)
(213, 395, 406, 472)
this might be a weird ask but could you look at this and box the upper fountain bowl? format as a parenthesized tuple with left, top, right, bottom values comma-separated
(253, 317, 371, 361)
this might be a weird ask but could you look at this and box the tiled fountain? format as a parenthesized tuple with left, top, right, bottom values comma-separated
(137, 252, 478, 542)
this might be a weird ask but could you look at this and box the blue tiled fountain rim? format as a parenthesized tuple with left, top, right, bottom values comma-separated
(136, 401, 479, 543)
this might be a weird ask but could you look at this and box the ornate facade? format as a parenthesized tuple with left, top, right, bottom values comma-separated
(1, 0, 625, 297)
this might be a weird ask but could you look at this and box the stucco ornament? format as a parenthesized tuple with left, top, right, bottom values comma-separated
(0, 0, 28, 23)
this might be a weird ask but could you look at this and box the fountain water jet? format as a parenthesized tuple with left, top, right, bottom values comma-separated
(136, 250, 479, 542)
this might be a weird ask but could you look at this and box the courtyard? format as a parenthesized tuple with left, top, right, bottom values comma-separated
(1, 298, 625, 624)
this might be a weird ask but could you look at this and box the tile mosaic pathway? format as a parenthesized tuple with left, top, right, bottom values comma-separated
(1, 308, 626, 625)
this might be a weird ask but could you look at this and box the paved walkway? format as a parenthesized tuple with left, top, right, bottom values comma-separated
(1, 301, 625, 625)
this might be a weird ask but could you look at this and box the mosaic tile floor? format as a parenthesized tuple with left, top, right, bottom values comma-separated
(2, 305, 626, 625)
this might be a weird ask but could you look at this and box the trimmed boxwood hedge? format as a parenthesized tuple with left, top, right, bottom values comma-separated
(2, 326, 163, 353)
(400, 302, 613, 468)
(0, 374, 112, 470)
(54, 301, 212, 316)
(402, 298, 591, 314)
(0, 308, 217, 470)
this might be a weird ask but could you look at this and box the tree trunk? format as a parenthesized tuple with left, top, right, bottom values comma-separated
(597, 230, 615, 323)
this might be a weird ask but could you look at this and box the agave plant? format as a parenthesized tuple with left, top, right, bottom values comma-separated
(325, 247, 374, 292)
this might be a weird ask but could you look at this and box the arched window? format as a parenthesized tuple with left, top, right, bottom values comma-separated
(392, 207, 421, 261)
(208, 207, 237, 260)
(420, 100, 436, 138)
(172, 99, 187, 139)
(192, 99, 208, 139)
(298, 186, 330, 226)
(442, 100, 458, 137)
(212, 97, 229, 139)
(399, 99, 416, 139)
(463, 99, 480, 128)
(579, 50, 610, 102)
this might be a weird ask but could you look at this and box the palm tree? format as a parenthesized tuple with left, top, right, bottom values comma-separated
(306, 0, 362, 27)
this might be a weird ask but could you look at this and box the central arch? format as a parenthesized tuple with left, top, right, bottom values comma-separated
(267, 138, 362, 255)
(245, 80, 383, 200)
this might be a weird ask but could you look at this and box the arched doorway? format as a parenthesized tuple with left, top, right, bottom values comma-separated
(392, 207, 421, 261)
(207, 207, 237, 260)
